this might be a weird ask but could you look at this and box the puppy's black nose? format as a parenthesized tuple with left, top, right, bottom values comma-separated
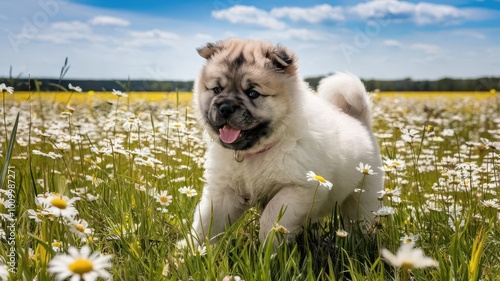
(218, 102, 237, 119)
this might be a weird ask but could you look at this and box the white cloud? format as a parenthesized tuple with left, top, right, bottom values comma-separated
(211, 5, 286, 30)
(126, 29, 180, 47)
(270, 4, 344, 23)
(382, 39, 440, 54)
(35, 21, 101, 44)
(451, 30, 486, 40)
(194, 33, 213, 41)
(383, 39, 402, 48)
(212, 1, 492, 28)
(349, 0, 469, 25)
(413, 2, 464, 25)
(129, 29, 178, 40)
(349, 0, 414, 20)
(409, 43, 440, 54)
(89, 16, 131, 27)
(254, 28, 325, 41)
(51, 21, 91, 32)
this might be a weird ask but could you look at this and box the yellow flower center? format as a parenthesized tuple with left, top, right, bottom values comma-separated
(401, 262, 414, 270)
(313, 175, 326, 183)
(405, 238, 413, 244)
(51, 198, 67, 209)
(52, 241, 61, 248)
(159, 196, 169, 203)
(75, 224, 85, 232)
(68, 258, 94, 274)
(363, 168, 370, 174)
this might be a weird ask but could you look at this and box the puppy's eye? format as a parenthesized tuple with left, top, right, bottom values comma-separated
(212, 86, 223, 94)
(247, 90, 260, 99)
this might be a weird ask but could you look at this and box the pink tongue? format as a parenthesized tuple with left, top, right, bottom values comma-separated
(219, 125, 241, 144)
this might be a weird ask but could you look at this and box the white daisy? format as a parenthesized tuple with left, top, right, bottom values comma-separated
(160, 109, 178, 117)
(272, 223, 289, 234)
(0, 83, 14, 94)
(481, 199, 500, 210)
(68, 83, 82, 92)
(336, 229, 348, 238)
(61, 105, 75, 116)
(69, 219, 94, 239)
(381, 243, 438, 269)
(122, 116, 141, 132)
(441, 128, 455, 137)
(373, 206, 396, 217)
(193, 245, 207, 256)
(40, 194, 79, 219)
(28, 248, 36, 261)
(52, 240, 64, 252)
(400, 233, 418, 247)
(178, 186, 198, 197)
(170, 122, 185, 130)
(155, 190, 173, 206)
(356, 162, 377, 175)
(48, 245, 113, 281)
(306, 171, 333, 190)
(103, 119, 116, 131)
(377, 187, 402, 202)
(400, 127, 421, 143)
(112, 89, 128, 97)
(381, 158, 407, 172)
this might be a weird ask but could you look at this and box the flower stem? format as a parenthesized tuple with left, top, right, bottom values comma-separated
(402, 268, 409, 281)
(306, 183, 320, 227)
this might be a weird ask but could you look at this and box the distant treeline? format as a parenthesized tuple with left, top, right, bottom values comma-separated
(306, 76, 500, 92)
(1, 76, 499, 92)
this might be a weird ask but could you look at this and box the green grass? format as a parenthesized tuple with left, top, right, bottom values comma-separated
(0, 90, 499, 280)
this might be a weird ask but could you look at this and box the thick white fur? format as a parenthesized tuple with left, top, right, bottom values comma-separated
(318, 72, 373, 128)
(188, 72, 383, 246)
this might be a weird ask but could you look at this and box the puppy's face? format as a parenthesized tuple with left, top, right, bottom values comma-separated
(194, 39, 299, 152)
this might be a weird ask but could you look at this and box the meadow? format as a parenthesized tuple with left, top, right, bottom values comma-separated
(0, 88, 499, 280)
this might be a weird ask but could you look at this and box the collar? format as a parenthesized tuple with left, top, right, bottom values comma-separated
(233, 141, 278, 162)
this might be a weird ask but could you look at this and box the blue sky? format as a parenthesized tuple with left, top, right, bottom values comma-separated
(1, 0, 499, 81)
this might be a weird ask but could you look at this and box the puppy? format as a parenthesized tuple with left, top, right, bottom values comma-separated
(187, 38, 383, 245)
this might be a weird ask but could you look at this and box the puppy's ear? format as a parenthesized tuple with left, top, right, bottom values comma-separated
(268, 45, 297, 74)
(197, 42, 222, 60)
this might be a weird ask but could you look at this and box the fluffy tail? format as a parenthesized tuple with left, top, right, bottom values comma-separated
(317, 72, 372, 128)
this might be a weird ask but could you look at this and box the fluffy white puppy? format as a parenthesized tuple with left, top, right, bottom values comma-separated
(186, 39, 383, 245)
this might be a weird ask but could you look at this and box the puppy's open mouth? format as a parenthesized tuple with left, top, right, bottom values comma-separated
(213, 121, 270, 150)
(219, 124, 242, 144)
